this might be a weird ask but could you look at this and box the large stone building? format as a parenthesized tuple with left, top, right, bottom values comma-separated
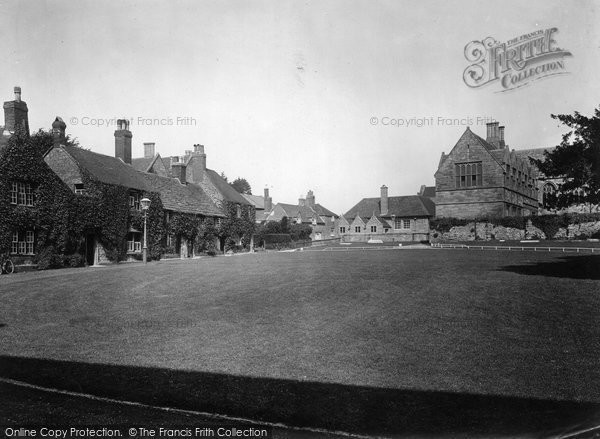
(434, 122, 539, 218)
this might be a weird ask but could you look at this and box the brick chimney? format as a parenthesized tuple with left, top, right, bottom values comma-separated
(172, 161, 187, 184)
(114, 119, 132, 164)
(52, 117, 66, 147)
(381, 185, 389, 215)
(3, 86, 29, 135)
(306, 190, 315, 208)
(298, 197, 306, 207)
(264, 187, 272, 212)
(144, 142, 155, 158)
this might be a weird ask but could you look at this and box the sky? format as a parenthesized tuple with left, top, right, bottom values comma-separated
(0, 0, 598, 213)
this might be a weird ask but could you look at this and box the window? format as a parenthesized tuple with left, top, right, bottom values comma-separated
(402, 219, 411, 229)
(236, 205, 241, 218)
(74, 183, 85, 195)
(339, 226, 346, 233)
(455, 162, 482, 188)
(127, 232, 142, 252)
(11, 231, 34, 255)
(354, 226, 361, 233)
(311, 218, 317, 225)
(370, 225, 377, 233)
(166, 234, 174, 248)
(11, 182, 34, 206)
(394, 218, 402, 229)
(129, 193, 140, 210)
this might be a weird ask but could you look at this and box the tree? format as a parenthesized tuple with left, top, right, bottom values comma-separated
(534, 107, 600, 212)
(231, 177, 252, 195)
(220, 171, 228, 182)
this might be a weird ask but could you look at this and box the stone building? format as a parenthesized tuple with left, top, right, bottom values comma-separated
(341, 185, 435, 242)
(434, 122, 539, 218)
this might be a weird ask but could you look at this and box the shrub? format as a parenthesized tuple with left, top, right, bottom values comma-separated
(530, 215, 569, 240)
(35, 246, 63, 270)
(65, 253, 84, 267)
(429, 217, 470, 233)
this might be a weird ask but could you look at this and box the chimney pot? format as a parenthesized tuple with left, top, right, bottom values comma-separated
(14, 86, 21, 102)
(52, 116, 67, 146)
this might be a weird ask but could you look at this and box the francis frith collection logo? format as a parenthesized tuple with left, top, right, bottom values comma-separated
(463, 28, 572, 92)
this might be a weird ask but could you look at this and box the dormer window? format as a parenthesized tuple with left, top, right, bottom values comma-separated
(311, 218, 317, 225)
(11, 182, 34, 206)
(296, 217, 302, 224)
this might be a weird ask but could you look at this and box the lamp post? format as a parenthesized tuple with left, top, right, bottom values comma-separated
(141, 197, 151, 264)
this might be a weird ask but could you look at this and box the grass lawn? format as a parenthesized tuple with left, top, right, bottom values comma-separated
(1, 250, 599, 435)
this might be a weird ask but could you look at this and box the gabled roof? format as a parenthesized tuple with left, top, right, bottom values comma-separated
(271, 203, 325, 224)
(313, 203, 338, 218)
(345, 195, 435, 219)
(204, 169, 251, 205)
(131, 155, 160, 173)
(241, 193, 265, 209)
(59, 145, 150, 191)
(140, 173, 224, 217)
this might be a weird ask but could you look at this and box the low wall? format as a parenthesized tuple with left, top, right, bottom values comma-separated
(341, 233, 429, 243)
(431, 220, 600, 242)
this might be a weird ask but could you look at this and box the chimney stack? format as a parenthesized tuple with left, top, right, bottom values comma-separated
(144, 142, 155, 158)
(3, 86, 29, 135)
(499, 126, 505, 148)
(51, 117, 66, 147)
(114, 119, 132, 164)
(486, 121, 501, 147)
(172, 161, 187, 184)
(298, 197, 306, 207)
(193, 144, 206, 169)
(306, 190, 315, 208)
(381, 185, 389, 215)
(264, 188, 272, 212)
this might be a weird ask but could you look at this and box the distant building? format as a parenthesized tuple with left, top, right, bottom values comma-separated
(265, 190, 338, 240)
(242, 188, 273, 223)
(341, 185, 435, 242)
(434, 122, 539, 218)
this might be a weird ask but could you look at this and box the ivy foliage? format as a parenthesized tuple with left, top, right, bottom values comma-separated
(0, 129, 76, 259)
(0, 129, 167, 266)
(218, 201, 256, 250)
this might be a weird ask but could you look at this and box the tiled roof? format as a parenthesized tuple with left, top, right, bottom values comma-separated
(313, 203, 337, 218)
(61, 145, 150, 191)
(141, 173, 224, 217)
(420, 186, 436, 198)
(241, 193, 265, 209)
(344, 195, 435, 219)
(271, 203, 325, 224)
(131, 156, 155, 173)
(204, 169, 251, 205)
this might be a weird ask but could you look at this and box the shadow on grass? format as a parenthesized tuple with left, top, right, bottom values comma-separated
(1, 356, 599, 437)
(499, 255, 600, 280)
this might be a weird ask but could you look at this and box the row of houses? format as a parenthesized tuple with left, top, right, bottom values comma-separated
(1, 87, 253, 266)
(1, 86, 572, 265)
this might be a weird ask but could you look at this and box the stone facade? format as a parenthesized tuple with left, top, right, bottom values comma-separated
(435, 122, 539, 218)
